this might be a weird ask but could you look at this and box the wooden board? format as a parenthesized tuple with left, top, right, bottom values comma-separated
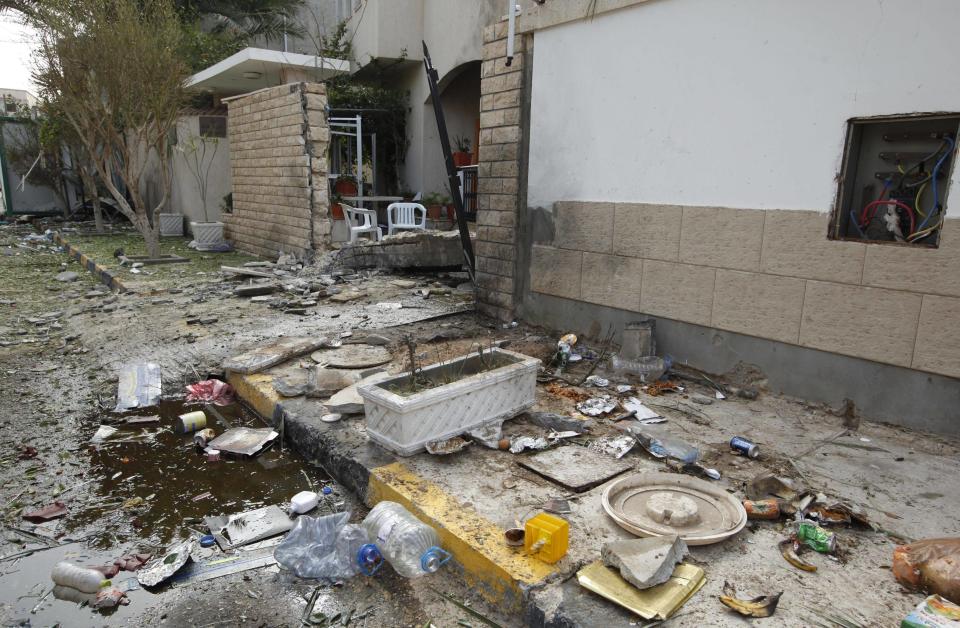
(518, 446, 633, 493)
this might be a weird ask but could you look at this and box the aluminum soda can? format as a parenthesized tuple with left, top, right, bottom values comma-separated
(797, 522, 837, 553)
(743, 498, 781, 520)
(730, 436, 759, 458)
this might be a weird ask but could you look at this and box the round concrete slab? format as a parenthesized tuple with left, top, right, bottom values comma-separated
(311, 344, 392, 369)
(601, 472, 747, 545)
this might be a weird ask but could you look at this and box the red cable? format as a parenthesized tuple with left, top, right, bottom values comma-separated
(859, 200, 916, 236)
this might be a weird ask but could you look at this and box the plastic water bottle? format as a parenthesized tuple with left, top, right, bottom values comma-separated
(362, 502, 450, 578)
(51, 562, 109, 593)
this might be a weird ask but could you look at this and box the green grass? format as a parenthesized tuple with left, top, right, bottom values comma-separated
(65, 231, 258, 289)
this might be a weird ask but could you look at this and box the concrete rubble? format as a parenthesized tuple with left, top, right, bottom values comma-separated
(600, 534, 688, 590)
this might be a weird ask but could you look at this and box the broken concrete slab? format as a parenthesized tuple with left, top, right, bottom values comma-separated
(391, 279, 417, 289)
(221, 265, 273, 278)
(311, 368, 364, 398)
(234, 284, 278, 297)
(325, 372, 391, 415)
(329, 290, 366, 303)
(55, 271, 79, 282)
(311, 344, 392, 369)
(223, 337, 334, 374)
(518, 446, 632, 493)
(600, 535, 688, 591)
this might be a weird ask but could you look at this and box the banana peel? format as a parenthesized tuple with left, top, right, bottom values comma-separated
(779, 538, 817, 572)
(719, 581, 783, 618)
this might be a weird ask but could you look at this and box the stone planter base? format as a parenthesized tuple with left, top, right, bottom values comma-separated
(190, 221, 225, 250)
(358, 348, 540, 456)
(159, 213, 184, 237)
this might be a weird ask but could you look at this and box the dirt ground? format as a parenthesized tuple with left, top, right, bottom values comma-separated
(0, 222, 502, 627)
(0, 220, 957, 627)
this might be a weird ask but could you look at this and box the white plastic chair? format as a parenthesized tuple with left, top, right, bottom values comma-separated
(387, 202, 427, 236)
(342, 204, 382, 243)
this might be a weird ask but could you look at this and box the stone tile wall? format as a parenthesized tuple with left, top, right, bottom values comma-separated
(224, 83, 329, 259)
(474, 20, 529, 321)
(531, 202, 960, 379)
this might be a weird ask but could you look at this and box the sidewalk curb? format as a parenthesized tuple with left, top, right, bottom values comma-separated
(227, 370, 561, 613)
(53, 232, 128, 292)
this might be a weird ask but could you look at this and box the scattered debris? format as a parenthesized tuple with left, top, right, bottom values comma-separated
(22, 501, 68, 523)
(504, 527, 525, 547)
(602, 473, 747, 544)
(577, 395, 617, 416)
(55, 271, 79, 282)
(902, 595, 960, 628)
(425, 436, 471, 455)
(114, 362, 162, 411)
(205, 505, 294, 549)
(185, 379, 235, 406)
(223, 337, 335, 375)
(519, 446, 632, 492)
(90, 425, 119, 443)
(543, 498, 571, 515)
(207, 427, 278, 457)
(779, 538, 817, 572)
(719, 581, 782, 618)
(576, 561, 705, 621)
(137, 540, 195, 587)
(312, 344, 392, 369)
(590, 435, 636, 459)
(601, 534, 688, 590)
(893, 537, 960, 602)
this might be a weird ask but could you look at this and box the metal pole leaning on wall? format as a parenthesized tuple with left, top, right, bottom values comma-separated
(422, 40, 476, 281)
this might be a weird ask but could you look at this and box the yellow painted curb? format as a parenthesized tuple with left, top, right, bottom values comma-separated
(368, 462, 557, 608)
(226, 372, 280, 420)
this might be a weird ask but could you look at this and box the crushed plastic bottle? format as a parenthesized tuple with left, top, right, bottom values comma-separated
(609, 354, 670, 382)
(624, 424, 700, 464)
(362, 501, 451, 578)
(51, 562, 109, 593)
(274, 512, 382, 579)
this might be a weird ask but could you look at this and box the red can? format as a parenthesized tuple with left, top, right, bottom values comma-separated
(743, 498, 781, 520)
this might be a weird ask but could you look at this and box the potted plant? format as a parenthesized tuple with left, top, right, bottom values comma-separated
(452, 135, 472, 167)
(330, 192, 345, 220)
(422, 192, 450, 220)
(177, 130, 224, 250)
(334, 174, 358, 196)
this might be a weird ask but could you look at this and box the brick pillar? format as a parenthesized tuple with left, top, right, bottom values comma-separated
(475, 20, 528, 321)
(224, 82, 330, 259)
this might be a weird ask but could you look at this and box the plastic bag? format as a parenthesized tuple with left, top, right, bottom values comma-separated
(274, 513, 380, 580)
(185, 379, 235, 406)
(893, 538, 960, 604)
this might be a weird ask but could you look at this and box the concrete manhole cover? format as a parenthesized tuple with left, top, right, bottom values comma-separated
(311, 344, 392, 369)
(601, 472, 747, 545)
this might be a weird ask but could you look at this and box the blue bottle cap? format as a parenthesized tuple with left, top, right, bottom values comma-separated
(321, 486, 333, 495)
(420, 546, 452, 573)
(199, 534, 216, 547)
(357, 543, 383, 576)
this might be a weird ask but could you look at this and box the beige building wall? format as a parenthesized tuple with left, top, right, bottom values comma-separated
(530, 205, 960, 380)
(224, 82, 330, 258)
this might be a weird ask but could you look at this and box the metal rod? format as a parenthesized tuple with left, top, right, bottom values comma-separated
(422, 41, 476, 279)
(506, 0, 516, 67)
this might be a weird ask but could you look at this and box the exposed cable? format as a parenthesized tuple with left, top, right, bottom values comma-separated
(915, 135, 956, 233)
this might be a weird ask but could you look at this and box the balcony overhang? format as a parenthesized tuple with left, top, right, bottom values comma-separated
(186, 47, 350, 96)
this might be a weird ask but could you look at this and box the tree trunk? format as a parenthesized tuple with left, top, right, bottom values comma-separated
(79, 168, 103, 233)
(92, 196, 104, 233)
(141, 218, 161, 258)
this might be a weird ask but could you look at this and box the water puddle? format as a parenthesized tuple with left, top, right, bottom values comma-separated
(0, 398, 332, 625)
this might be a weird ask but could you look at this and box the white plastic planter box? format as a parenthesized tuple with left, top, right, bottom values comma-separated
(190, 221, 225, 250)
(358, 348, 541, 456)
(159, 213, 184, 237)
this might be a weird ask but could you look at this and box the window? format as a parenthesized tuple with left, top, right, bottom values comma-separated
(830, 114, 960, 247)
(198, 116, 227, 138)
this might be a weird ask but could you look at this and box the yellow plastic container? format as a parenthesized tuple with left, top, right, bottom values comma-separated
(524, 512, 569, 564)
